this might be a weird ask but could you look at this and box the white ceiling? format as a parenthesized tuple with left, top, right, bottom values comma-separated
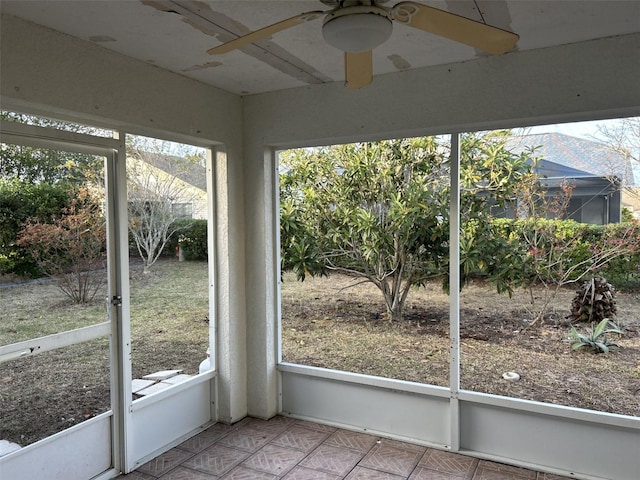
(2, 1, 639, 96)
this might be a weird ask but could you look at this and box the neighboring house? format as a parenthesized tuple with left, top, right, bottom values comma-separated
(622, 187, 640, 219)
(506, 133, 635, 224)
(128, 153, 207, 220)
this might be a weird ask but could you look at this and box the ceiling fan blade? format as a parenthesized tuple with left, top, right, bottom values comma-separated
(208, 11, 324, 54)
(345, 51, 373, 89)
(392, 1, 519, 54)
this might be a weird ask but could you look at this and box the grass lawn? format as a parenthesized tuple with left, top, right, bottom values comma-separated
(1, 261, 638, 447)
(0, 259, 209, 446)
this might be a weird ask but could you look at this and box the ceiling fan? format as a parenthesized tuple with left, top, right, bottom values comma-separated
(207, 0, 519, 89)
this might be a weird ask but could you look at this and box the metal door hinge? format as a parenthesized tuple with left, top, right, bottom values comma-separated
(111, 295, 122, 307)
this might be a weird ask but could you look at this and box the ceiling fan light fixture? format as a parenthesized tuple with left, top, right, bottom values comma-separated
(322, 6, 392, 53)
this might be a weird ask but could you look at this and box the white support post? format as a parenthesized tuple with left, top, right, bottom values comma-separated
(105, 135, 133, 473)
(206, 146, 218, 422)
(449, 133, 461, 452)
(274, 148, 284, 414)
(209, 144, 247, 424)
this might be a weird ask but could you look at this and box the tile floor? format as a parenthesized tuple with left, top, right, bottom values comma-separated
(121, 416, 569, 479)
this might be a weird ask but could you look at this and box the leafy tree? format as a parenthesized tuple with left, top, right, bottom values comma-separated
(0, 179, 74, 276)
(457, 132, 534, 292)
(127, 147, 202, 272)
(280, 132, 532, 321)
(17, 188, 106, 303)
(1, 111, 106, 277)
(1, 111, 104, 184)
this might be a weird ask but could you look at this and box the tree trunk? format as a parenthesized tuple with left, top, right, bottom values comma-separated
(378, 271, 412, 322)
(381, 279, 404, 321)
(387, 301, 403, 322)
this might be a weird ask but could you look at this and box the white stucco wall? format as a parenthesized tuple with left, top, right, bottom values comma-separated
(0, 13, 248, 424)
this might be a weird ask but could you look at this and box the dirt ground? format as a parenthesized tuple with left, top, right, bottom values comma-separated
(1, 267, 638, 448)
(281, 273, 640, 417)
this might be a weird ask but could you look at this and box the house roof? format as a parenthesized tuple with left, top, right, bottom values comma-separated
(507, 133, 635, 186)
(137, 152, 207, 192)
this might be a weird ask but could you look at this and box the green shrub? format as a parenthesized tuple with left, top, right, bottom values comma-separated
(0, 179, 74, 277)
(599, 222, 640, 290)
(178, 219, 208, 261)
(160, 230, 180, 258)
(482, 218, 640, 291)
(603, 254, 640, 290)
(0, 251, 17, 274)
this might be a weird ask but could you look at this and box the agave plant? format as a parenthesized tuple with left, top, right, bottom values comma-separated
(568, 318, 624, 354)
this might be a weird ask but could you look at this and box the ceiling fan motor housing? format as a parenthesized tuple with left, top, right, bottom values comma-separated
(322, 5, 393, 52)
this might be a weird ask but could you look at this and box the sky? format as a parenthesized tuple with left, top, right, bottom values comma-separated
(519, 119, 608, 141)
